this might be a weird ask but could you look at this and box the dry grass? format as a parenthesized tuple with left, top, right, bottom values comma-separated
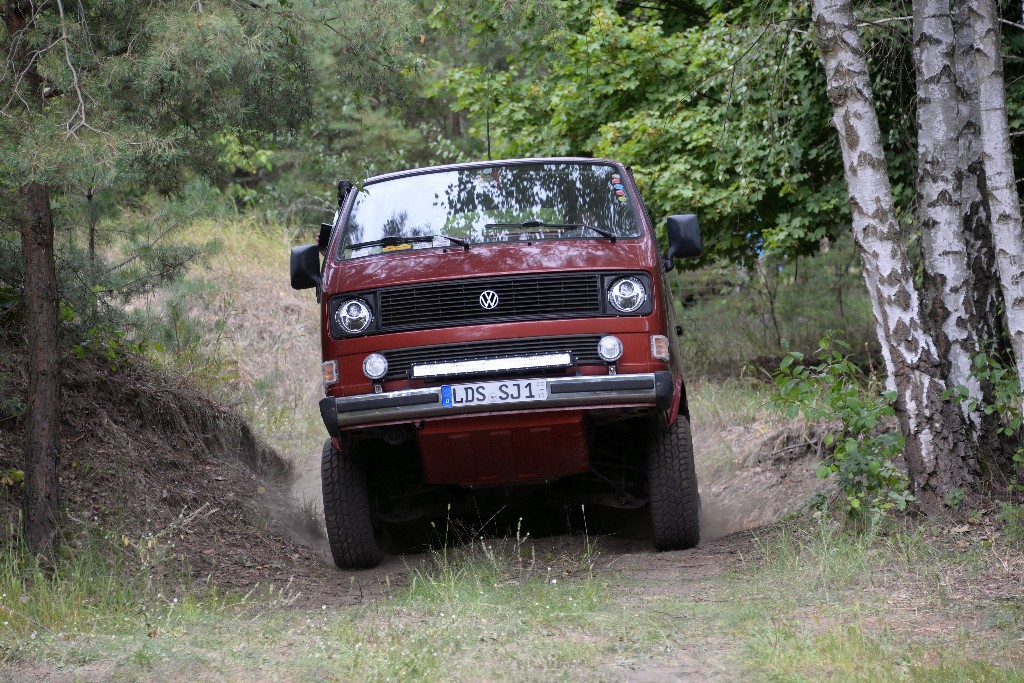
(149, 217, 327, 504)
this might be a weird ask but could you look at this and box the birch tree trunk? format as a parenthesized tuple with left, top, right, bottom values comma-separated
(952, 0, 1009, 462)
(971, 0, 1024, 399)
(812, 0, 973, 510)
(913, 0, 983, 431)
(954, 1, 1002, 354)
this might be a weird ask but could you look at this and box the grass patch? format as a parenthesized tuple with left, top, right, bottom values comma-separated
(734, 517, 1024, 681)
(689, 378, 781, 434)
(748, 618, 1022, 682)
(2, 514, 1022, 680)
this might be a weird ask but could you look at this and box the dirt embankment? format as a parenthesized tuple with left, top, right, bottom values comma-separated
(0, 352, 354, 602)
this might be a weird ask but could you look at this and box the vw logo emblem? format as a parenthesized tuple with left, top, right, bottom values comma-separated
(479, 290, 500, 309)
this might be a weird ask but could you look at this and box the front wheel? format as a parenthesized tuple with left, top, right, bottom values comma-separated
(648, 415, 701, 550)
(322, 438, 383, 568)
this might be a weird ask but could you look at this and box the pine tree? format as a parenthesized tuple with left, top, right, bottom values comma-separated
(1, 0, 319, 559)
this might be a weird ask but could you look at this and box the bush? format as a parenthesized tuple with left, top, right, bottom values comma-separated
(772, 333, 912, 522)
(945, 351, 1024, 535)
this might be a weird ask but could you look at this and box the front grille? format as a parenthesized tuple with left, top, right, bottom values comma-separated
(381, 335, 604, 381)
(377, 273, 602, 332)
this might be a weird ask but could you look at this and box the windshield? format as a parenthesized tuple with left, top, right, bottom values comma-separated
(338, 162, 643, 259)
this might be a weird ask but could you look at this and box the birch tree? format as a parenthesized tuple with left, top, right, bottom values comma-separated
(953, 2, 1002, 360)
(971, 0, 1024, 400)
(913, 0, 983, 430)
(811, 0, 973, 509)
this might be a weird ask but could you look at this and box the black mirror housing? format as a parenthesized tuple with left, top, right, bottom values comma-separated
(290, 243, 321, 290)
(665, 215, 702, 265)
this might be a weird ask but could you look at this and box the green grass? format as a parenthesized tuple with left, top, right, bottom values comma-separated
(2, 513, 1022, 681)
(747, 619, 1023, 682)
(0, 531, 716, 681)
(733, 519, 1024, 681)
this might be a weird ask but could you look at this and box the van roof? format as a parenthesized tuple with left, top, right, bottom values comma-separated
(364, 157, 626, 185)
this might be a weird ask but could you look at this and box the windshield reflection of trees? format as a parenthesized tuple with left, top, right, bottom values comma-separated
(342, 164, 640, 257)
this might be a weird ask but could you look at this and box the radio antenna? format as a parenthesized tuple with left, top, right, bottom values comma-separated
(486, 109, 492, 161)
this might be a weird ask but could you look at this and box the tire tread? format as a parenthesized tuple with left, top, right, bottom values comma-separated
(321, 439, 383, 568)
(648, 415, 701, 550)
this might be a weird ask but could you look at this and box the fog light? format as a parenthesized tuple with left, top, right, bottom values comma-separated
(362, 353, 388, 380)
(597, 335, 623, 362)
(651, 335, 670, 361)
(321, 360, 339, 386)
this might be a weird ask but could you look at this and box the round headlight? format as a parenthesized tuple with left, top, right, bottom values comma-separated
(363, 353, 389, 380)
(597, 335, 624, 362)
(607, 277, 647, 313)
(335, 299, 373, 334)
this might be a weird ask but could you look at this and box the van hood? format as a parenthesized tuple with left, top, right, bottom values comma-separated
(322, 238, 662, 293)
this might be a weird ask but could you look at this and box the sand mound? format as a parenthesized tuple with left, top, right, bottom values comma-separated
(0, 350, 333, 595)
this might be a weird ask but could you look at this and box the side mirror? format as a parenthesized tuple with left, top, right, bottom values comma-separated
(290, 243, 321, 290)
(664, 214, 702, 270)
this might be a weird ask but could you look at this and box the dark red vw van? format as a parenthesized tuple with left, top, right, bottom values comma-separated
(291, 158, 703, 568)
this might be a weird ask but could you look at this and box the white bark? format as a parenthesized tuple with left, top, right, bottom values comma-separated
(812, 0, 972, 509)
(862, 263, 896, 392)
(971, 0, 1024, 399)
(954, 1, 1001, 351)
(914, 0, 982, 425)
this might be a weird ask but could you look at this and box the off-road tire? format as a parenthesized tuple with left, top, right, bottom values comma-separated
(648, 415, 701, 550)
(321, 438, 383, 568)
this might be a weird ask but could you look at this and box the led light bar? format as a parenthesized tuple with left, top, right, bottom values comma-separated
(411, 353, 572, 379)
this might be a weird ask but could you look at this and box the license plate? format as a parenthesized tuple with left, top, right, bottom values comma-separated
(441, 379, 547, 408)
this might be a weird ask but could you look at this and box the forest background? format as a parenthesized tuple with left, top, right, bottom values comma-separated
(2, 0, 1024, 601)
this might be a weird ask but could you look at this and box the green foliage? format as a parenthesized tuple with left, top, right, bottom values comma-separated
(131, 280, 241, 388)
(946, 351, 1024, 442)
(675, 235, 876, 377)
(1, 469, 25, 487)
(72, 324, 147, 371)
(435, 1, 842, 263)
(946, 351, 1024, 533)
(773, 333, 911, 521)
(0, 0, 324, 354)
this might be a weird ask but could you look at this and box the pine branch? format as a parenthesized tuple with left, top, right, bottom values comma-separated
(54, 0, 93, 137)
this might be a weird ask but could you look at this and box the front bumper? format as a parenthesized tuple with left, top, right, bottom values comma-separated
(319, 371, 674, 436)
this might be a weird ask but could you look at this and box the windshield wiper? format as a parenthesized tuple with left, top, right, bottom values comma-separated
(348, 235, 469, 251)
(483, 220, 616, 244)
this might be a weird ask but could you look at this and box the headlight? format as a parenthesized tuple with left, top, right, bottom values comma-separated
(335, 298, 373, 334)
(597, 335, 624, 362)
(362, 353, 388, 380)
(607, 277, 647, 313)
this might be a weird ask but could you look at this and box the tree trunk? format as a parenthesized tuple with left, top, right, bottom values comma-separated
(812, 0, 973, 511)
(954, 2, 1002, 353)
(913, 0, 983, 430)
(6, 1, 61, 560)
(952, 0, 1009, 463)
(20, 182, 61, 561)
(971, 0, 1024, 400)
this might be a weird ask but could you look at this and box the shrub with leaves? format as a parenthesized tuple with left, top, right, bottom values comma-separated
(945, 351, 1024, 536)
(773, 333, 912, 521)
